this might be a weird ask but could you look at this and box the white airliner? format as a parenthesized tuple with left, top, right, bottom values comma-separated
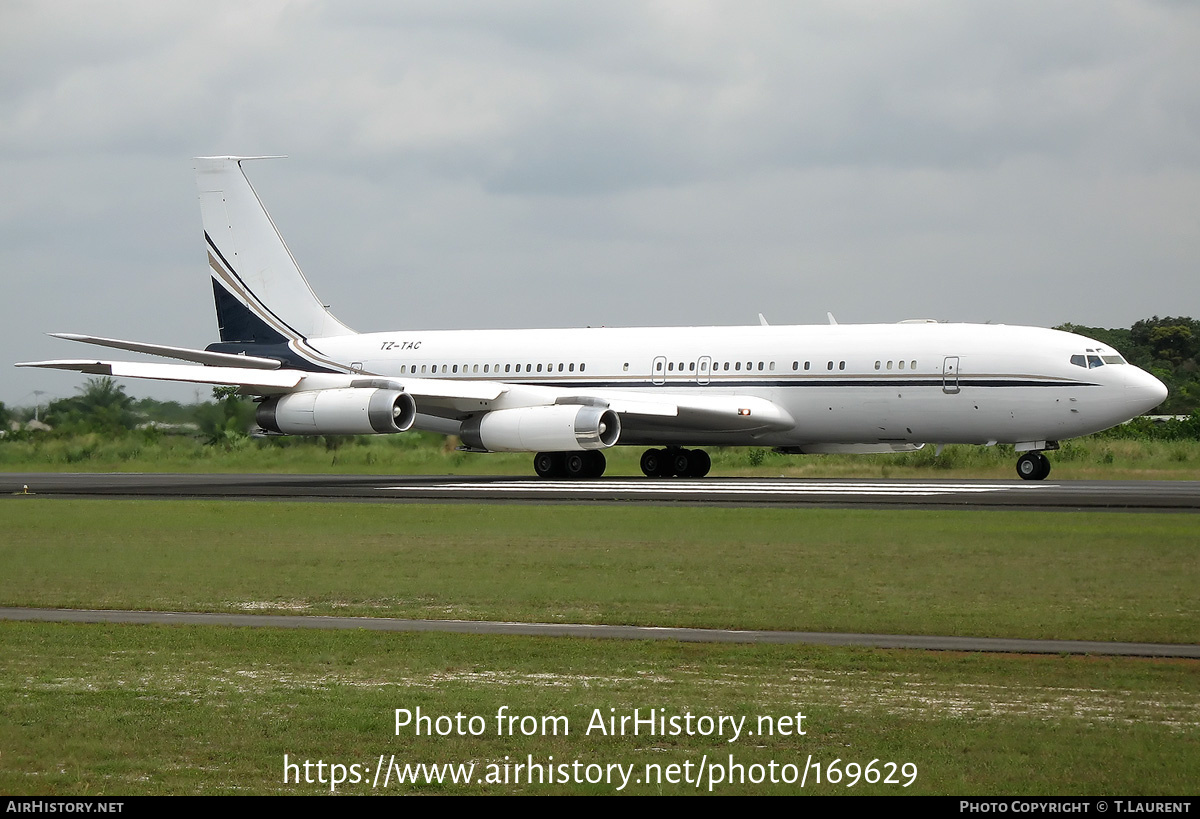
(18, 156, 1168, 481)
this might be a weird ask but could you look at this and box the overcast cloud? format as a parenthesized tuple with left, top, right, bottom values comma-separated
(2, 0, 1198, 405)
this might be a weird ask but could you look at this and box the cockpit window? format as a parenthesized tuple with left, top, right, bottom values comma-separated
(1087, 355, 1103, 368)
(1101, 355, 1126, 365)
(1070, 355, 1086, 368)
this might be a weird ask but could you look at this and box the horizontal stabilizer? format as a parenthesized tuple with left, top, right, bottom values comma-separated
(48, 333, 282, 369)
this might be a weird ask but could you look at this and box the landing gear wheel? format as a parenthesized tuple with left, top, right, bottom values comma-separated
(533, 451, 565, 478)
(1016, 452, 1051, 481)
(669, 449, 691, 477)
(583, 450, 607, 478)
(565, 452, 588, 479)
(640, 448, 667, 478)
(686, 449, 712, 478)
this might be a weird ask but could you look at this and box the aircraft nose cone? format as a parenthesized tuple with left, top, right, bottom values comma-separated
(1127, 369, 1168, 415)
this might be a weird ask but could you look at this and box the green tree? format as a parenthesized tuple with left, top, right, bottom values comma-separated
(194, 386, 257, 448)
(44, 377, 137, 433)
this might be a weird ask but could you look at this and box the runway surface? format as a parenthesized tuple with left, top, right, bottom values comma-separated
(3, 607, 1196, 658)
(4, 472, 1200, 511)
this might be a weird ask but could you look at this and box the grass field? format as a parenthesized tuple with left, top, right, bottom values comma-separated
(1, 499, 1197, 795)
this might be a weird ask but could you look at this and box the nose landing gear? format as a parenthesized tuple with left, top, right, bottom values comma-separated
(1016, 451, 1051, 481)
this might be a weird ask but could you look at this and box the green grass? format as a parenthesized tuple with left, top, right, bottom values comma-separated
(2, 501, 1197, 642)
(1, 623, 1196, 795)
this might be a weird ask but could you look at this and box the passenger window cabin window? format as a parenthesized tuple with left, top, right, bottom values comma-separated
(898, 360, 904, 370)
(804, 361, 810, 370)
(875, 361, 881, 370)
(793, 361, 798, 371)
(827, 361, 833, 370)
(580, 363, 586, 372)
(735, 362, 742, 371)
(839, 361, 845, 370)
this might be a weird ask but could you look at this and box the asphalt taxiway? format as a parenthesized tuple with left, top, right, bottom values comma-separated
(4, 472, 1200, 511)
(3, 607, 1197, 658)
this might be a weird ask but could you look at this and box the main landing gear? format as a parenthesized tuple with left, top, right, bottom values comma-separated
(533, 450, 607, 479)
(530, 447, 713, 479)
(1016, 451, 1052, 481)
(640, 447, 711, 478)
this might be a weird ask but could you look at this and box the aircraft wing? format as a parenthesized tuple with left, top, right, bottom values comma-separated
(17, 357, 791, 435)
(562, 389, 794, 433)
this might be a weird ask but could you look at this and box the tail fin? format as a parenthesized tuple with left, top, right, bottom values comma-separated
(194, 156, 354, 342)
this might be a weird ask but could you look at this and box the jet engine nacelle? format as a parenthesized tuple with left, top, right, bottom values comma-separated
(256, 388, 416, 435)
(460, 405, 621, 452)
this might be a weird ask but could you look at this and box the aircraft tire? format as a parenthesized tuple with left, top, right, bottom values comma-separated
(584, 450, 607, 478)
(1016, 452, 1050, 481)
(686, 449, 712, 478)
(565, 452, 589, 479)
(534, 451, 565, 478)
(669, 449, 691, 477)
(640, 448, 667, 478)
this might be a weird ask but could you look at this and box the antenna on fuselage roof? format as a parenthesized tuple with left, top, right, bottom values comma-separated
(827, 312, 838, 325)
(758, 313, 769, 326)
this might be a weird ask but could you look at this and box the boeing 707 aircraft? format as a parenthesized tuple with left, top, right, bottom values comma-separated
(18, 157, 1168, 480)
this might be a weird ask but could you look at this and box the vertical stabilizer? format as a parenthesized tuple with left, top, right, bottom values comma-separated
(195, 156, 354, 342)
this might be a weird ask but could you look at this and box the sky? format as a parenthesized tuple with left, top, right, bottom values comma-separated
(2, 0, 1198, 407)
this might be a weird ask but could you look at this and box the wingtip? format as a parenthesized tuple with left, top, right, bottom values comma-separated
(193, 155, 288, 162)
